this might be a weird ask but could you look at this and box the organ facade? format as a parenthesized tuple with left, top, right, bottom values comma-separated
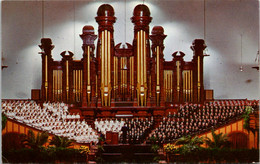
(39, 4, 208, 113)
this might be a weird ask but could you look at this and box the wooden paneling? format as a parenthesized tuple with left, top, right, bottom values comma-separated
(205, 89, 214, 100)
(31, 89, 41, 100)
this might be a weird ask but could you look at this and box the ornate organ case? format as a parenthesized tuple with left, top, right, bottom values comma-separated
(39, 4, 207, 109)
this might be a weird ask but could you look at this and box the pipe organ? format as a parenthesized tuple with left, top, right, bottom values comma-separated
(39, 4, 208, 109)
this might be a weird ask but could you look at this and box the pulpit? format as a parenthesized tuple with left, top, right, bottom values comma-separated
(106, 131, 119, 145)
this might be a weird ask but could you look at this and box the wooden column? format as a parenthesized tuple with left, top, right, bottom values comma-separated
(39, 38, 54, 102)
(95, 4, 116, 107)
(191, 39, 206, 104)
(80, 26, 97, 107)
(150, 26, 167, 106)
(131, 4, 152, 106)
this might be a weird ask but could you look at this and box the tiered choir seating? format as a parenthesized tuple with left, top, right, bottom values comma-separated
(2, 99, 258, 145)
(2, 100, 98, 144)
(151, 100, 259, 144)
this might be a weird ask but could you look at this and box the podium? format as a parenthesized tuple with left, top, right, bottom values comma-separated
(106, 131, 119, 145)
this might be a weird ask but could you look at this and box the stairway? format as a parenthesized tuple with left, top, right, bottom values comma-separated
(102, 144, 156, 162)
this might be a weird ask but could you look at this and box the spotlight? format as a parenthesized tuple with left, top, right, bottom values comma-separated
(239, 66, 243, 72)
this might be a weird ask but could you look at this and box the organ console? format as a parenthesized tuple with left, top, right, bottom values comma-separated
(38, 4, 208, 114)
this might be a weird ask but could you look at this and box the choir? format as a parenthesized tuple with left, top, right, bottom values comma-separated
(2, 99, 258, 145)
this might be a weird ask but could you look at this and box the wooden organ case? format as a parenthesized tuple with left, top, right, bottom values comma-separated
(38, 4, 208, 116)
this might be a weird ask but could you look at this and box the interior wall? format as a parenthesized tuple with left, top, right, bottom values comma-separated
(1, 0, 259, 100)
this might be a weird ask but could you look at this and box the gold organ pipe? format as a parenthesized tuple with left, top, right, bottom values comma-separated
(52, 70, 54, 99)
(80, 70, 82, 100)
(73, 70, 74, 101)
(164, 71, 168, 101)
(187, 71, 189, 101)
(45, 56, 48, 84)
(56, 70, 57, 100)
(77, 70, 79, 101)
(131, 57, 134, 99)
(123, 58, 124, 92)
(108, 31, 111, 88)
(76, 70, 79, 101)
(59, 70, 60, 100)
(140, 30, 143, 86)
(171, 71, 173, 101)
(198, 56, 200, 102)
(144, 30, 146, 105)
(177, 61, 180, 101)
(104, 30, 107, 86)
(74, 70, 76, 101)
(123, 58, 125, 94)
(122, 60, 123, 93)
(165, 71, 167, 101)
(81, 70, 83, 100)
(126, 58, 127, 93)
(52, 70, 56, 100)
(120, 58, 122, 93)
(132, 57, 134, 93)
(137, 31, 140, 104)
(198, 56, 200, 84)
(66, 61, 69, 88)
(168, 72, 170, 100)
(177, 61, 180, 89)
(168, 71, 170, 101)
(186, 71, 188, 101)
(101, 31, 104, 104)
(66, 61, 69, 100)
(188, 71, 190, 101)
(87, 46, 90, 103)
(115, 57, 118, 88)
(56, 70, 58, 100)
(157, 46, 159, 85)
(60, 70, 62, 100)
(76, 70, 77, 101)
(74, 70, 76, 93)
(191, 71, 193, 101)
(183, 71, 186, 101)
(87, 46, 90, 86)
(144, 31, 147, 104)
(188, 71, 189, 101)
(166, 72, 168, 101)
(143, 31, 147, 84)
(57, 70, 59, 100)
(124, 58, 125, 88)
(114, 57, 116, 94)
(129, 57, 131, 95)
(164, 71, 166, 101)
(189, 71, 191, 101)
(117, 57, 118, 89)
(167, 71, 169, 101)
(76, 70, 78, 101)
(141, 30, 143, 106)
(105, 30, 108, 106)
(169, 71, 170, 101)
(45, 56, 48, 99)
(57, 70, 58, 100)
